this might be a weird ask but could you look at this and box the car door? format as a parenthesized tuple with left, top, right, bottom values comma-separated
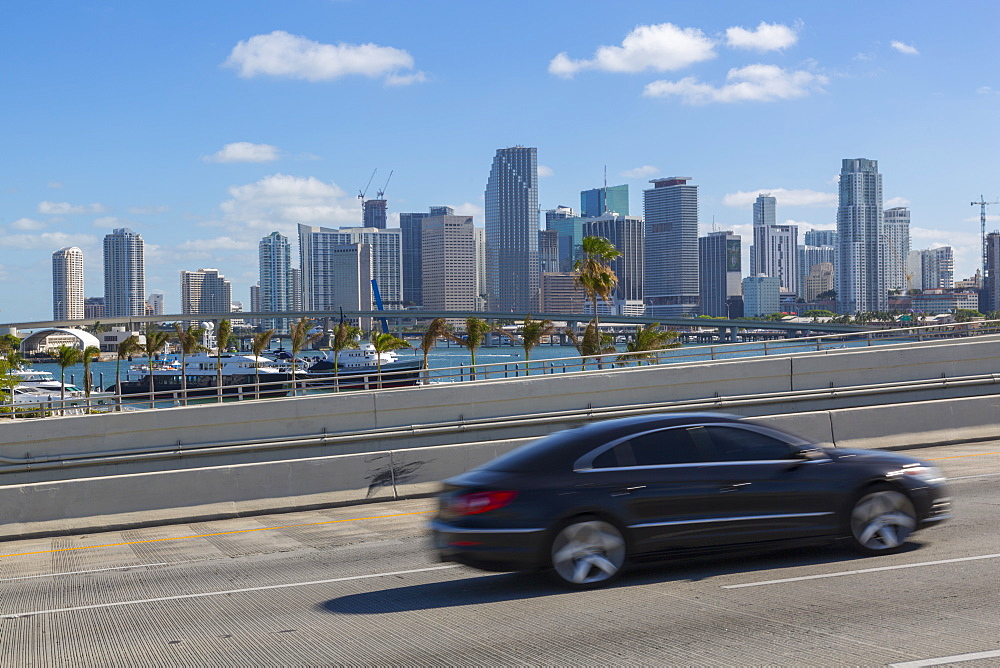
(692, 424, 841, 545)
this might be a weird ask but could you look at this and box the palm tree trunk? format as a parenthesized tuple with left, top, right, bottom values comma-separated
(180, 348, 188, 406)
(115, 359, 122, 411)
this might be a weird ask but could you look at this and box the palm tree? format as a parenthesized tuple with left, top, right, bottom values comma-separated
(174, 323, 205, 405)
(250, 328, 276, 399)
(368, 330, 412, 388)
(0, 358, 22, 417)
(289, 316, 322, 395)
(418, 318, 450, 385)
(445, 317, 493, 380)
(55, 344, 81, 414)
(574, 235, 621, 331)
(143, 326, 171, 400)
(565, 323, 616, 370)
(329, 321, 362, 391)
(115, 335, 142, 410)
(517, 315, 556, 369)
(214, 319, 233, 402)
(617, 324, 680, 366)
(80, 345, 101, 410)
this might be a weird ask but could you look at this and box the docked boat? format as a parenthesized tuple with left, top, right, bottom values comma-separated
(305, 343, 422, 389)
(108, 352, 290, 400)
(15, 368, 86, 398)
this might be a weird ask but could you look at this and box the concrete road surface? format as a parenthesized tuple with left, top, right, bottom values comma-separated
(1, 442, 999, 666)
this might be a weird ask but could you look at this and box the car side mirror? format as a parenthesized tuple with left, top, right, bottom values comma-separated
(791, 447, 824, 462)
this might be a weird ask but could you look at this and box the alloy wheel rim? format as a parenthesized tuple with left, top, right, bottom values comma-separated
(850, 490, 916, 550)
(551, 520, 626, 584)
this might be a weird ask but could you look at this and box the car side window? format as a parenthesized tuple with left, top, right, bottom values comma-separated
(704, 426, 795, 462)
(623, 428, 704, 466)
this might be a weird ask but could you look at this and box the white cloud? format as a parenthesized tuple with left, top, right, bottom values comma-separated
(203, 142, 281, 164)
(219, 173, 361, 234)
(384, 71, 428, 86)
(885, 196, 911, 208)
(890, 40, 919, 56)
(853, 52, 876, 62)
(224, 30, 421, 85)
(620, 165, 660, 179)
(644, 64, 828, 104)
(38, 201, 107, 215)
(450, 202, 485, 219)
(977, 86, 996, 95)
(537, 165, 554, 178)
(723, 188, 837, 208)
(548, 23, 716, 78)
(176, 237, 256, 252)
(47, 181, 64, 189)
(93, 216, 127, 228)
(10, 217, 46, 231)
(127, 205, 169, 215)
(0, 231, 98, 250)
(725, 22, 798, 52)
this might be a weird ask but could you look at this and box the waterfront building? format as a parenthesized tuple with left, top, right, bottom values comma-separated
(298, 224, 401, 310)
(921, 246, 954, 290)
(485, 146, 539, 312)
(804, 263, 836, 302)
(580, 184, 629, 218)
(52, 246, 84, 320)
(147, 293, 164, 316)
(539, 272, 585, 314)
(584, 213, 644, 315)
(181, 269, 232, 322)
(421, 213, 477, 312)
(103, 228, 145, 318)
(750, 194, 798, 296)
(699, 231, 742, 317)
(259, 231, 293, 331)
(906, 250, 924, 291)
(837, 158, 886, 313)
(643, 177, 699, 316)
(83, 297, 105, 320)
(984, 232, 1000, 312)
(884, 207, 911, 293)
(742, 275, 781, 317)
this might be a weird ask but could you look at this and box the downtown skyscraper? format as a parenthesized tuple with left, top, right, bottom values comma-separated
(485, 146, 538, 312)
(258, 231, 293, 331)
(181, 268, 232, 318)
(883, 206, 911, 293)
(103, 228, 145, 318)
(643, 177, 699, 316)
(52, 246, 84, 320)
(750, 193, 798, 296)
(837, 158, 886, 313)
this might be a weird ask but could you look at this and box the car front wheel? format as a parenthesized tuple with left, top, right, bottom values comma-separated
(848, 486, 917, 554)
(549, 517, 627, 588)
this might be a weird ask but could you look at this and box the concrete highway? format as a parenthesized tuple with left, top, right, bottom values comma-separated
(1, 442, 998, 666)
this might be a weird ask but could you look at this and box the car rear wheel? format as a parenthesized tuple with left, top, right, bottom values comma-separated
(549, 517, 627, 588)
(848, 486, 917, 555)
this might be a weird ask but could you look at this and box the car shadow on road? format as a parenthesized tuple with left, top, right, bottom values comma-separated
(318, 541, 927, 615)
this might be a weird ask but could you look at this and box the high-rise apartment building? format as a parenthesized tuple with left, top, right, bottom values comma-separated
(421, 214, 477, 311)
(883, 206, 911, 293)
(298, 225, 401, 310)
(485, 146, 539, 313)
(750, 194, 798, 295)
(181, 269, 232, 319)
(474, 227, 486, 311)
(699, 231, 742, 317)
(753, 193, 776, 228)
(804, 230, 838, 247)
(83, 297, 105, 319)
(103, 228, 146, 318)
(643, 177, 699, 316)
(259, 231, 293, 331)
(539, 272, 585, 314)
(363, 198, 387, 229)
(804, 263, 835, 302)
(52, 246, 84, 320)
(921, 247, 954, 290)
(298, 224, 375, 314)
(584, 213, 644, 314)
(837, 158, 886, 313)
(580, 185, 629, 218)
(290, 268, 302, 311)
(742, 275, 780, 317)
(147, 293, 164, 316)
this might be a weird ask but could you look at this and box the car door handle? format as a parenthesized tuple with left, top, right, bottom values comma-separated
(719, 483, 751, 493)
(611, 485, 647, 496)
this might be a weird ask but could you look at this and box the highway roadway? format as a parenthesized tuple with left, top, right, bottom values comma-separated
(1, 442, 998, 666)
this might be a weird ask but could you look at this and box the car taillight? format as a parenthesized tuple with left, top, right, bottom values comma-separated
(448, 490, 517, 516)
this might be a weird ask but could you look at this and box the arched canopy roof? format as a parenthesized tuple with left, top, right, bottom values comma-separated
(19, 328, 102, 353)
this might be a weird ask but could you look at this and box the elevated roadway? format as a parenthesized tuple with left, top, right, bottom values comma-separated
(1, 441, 998, 665)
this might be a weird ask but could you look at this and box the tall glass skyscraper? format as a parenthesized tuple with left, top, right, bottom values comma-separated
(52, 246, 84, 321)
(103, 228, 145, 318)
(485, 146, 538, 312)
(643, 177, 699, 316)
(837, 158, 886, 313)
(259, 231, 292, 331)
(583, 214, 644, 314)
(699, 231, 742, 318)
(580, 184, 629, 218)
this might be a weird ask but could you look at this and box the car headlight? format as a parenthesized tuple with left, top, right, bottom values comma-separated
(901, 464, 946, 484)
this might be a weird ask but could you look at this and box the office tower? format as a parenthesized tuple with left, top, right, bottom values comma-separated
(584, 213, 645, 315)
(837, 158, 886, 313)
(699, 231, 742, 317)
(742, 275, 780, 317)
(539, 273, 585, 314)
(544, 205, 575, 226)
(984, 233, 1000, 312)
(401, 211, 429, 307)
(147, 294, 164, 316)
(52, 246, 84, 320)
(474, 227, 486, 311)
(750, 194, 798, 295)
(884, 207, 911, 293)
(547, 214, 587, 272)
(181, 269, 232, 321)
(921, 247, 954, 290)
(298, 224, 375, 313)
(259, 231, 293, 330)
(804, 230, 838, 247)
(363, 198, 387, 229)
(421, 213, 477, 311)
(539, 230, 560, 274)
(298, 224, 401, 310)
(643, 177, 699, 316)
(804, 263, 835, 302)
(580, 184, 629, 218)
(84, 297, 105, 319)
(103, 228, 146, 318)
(485, 146, 539, 312)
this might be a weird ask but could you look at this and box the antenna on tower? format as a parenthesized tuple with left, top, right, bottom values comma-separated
(603, 165, 608, 215)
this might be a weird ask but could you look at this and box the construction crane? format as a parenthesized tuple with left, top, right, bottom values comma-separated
(971, 195, 1000, 282)
(375, 170, 393, 200)
(357, 169, 377, 207)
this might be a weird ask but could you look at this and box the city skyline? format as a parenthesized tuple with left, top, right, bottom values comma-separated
(2, 2, 997, 321)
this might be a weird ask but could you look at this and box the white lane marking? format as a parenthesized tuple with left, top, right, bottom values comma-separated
(722, 553, 1000, 589)
(0, 563, 169, 583)
(889, 648, 1000, 667)
(0, 564, 460, 619)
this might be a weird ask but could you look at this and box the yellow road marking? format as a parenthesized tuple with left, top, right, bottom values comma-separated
(926, 451, 1000, 461)
(0, 509, 434, 560)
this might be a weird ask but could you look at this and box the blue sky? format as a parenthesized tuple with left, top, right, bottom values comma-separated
(2, 0, 998, 322)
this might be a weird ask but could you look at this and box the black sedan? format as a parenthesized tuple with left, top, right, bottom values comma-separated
(430, 413, 951, 588)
